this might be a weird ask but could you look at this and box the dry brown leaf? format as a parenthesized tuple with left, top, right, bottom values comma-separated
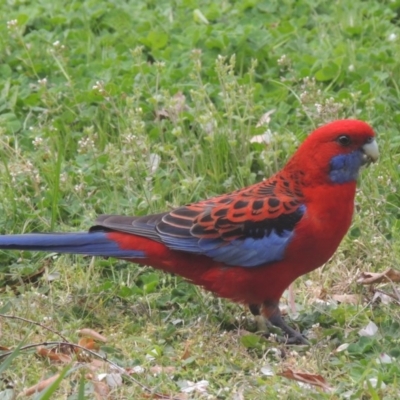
(92, 381, 110, 399)
(18, 374, 60, 397)
(332, 294, 360, 305)
(77, 328, 107, 343)
(318, 287, 328, 300)
(181, 341, 191, 360)
(87, 359, 109, 373)
(0, 345, 10, 351)
(357, 268, 400, 285)
(278, 368, 332, 392)
(36, 346, 72, 364)
(78, 337, 100, 350)
(149, 366, 176, 375)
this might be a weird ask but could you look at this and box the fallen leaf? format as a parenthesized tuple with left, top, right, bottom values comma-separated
(358, 321, 378, 337)
(46, 271, 61, 281)
(357, 268, 400, 285)
(372, 291, 394, 305)
(36, 346, 72, 364)
(181, 341, 191, 360)
(332, 294, 359, 305)
(78, 337, 100, 350)
(77, 329, 107, 343)
(335, 343, 350, 352)
(92, 380, 110, 399)
(105, 373, 123, 388)
(18, 374, 60, 397)
(260, 364, 274, 376)
(88, 359, 109, 372)
(278, 368, 332, 392)
(180, 380, 209, 394)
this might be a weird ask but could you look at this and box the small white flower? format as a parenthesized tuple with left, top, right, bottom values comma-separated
(7, 19, 18, 29)
(388, 33, 397, 42)
(92, 80, 105, 94)
(348, 64, 355, 72)
(277, 54, 286, 65)
(32, 137, 43, 148)
(74, 183, 84, 192)
(315, 103, 323, 114)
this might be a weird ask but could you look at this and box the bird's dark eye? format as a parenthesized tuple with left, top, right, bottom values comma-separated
(337, 135, 351, 146)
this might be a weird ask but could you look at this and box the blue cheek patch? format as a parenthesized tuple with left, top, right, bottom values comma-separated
(329, 150, 363, 184)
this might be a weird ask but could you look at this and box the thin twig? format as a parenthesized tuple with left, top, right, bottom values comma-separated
(0, 313, 69, 342)
(0, 341, 182, 400)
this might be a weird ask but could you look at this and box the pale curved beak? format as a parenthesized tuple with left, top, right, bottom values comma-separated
(362, 139, 379, 165)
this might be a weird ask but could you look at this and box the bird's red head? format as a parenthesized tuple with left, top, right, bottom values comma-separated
(287, 119, 378, 186)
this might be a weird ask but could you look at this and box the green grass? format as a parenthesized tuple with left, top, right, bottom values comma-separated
(1, 0, 400, 398)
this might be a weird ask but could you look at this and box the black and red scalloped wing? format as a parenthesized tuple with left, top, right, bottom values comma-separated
(91, 175, 306, 267)
(155, 177, 305, 266)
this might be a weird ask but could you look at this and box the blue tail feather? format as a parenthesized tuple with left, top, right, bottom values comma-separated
(0, 232, 145, 258)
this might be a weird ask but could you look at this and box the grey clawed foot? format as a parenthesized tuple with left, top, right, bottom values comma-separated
(268, 309, 309, 345)
(251, 301, 309, 345)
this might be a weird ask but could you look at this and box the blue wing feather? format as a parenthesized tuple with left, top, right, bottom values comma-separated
(157, 228, 296, 267)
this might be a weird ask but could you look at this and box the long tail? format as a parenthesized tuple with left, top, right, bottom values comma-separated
(0, 231, 145, 258)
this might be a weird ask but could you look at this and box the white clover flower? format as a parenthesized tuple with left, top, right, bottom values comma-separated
(7, 19, 18, 29)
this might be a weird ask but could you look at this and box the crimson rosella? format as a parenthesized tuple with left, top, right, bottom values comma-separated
(0, 120, 378, 343)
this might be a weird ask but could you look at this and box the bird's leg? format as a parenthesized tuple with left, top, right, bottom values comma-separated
(262, 301, 309, 345)
(249, 303, 261, 316)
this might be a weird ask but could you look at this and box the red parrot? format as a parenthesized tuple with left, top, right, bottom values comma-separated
(0, 120, 378, 343)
